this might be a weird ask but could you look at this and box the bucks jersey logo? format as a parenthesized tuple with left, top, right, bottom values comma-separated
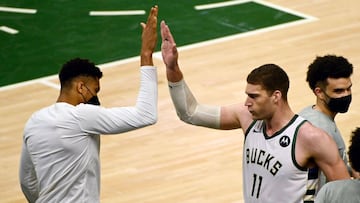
(279, 135, 290, 147)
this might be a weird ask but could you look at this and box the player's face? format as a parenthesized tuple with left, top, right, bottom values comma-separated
(244, 83, 274, 120)
(85, 78, 100, 96)
(323, 77, 352, 98)
(80, 77, 101, 105)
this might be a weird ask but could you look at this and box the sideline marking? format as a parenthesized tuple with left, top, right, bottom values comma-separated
(174, 17, 316, 53)
(89, 10, 145, 16)
(0, 6, 37, 14)
(0, 56, 142, 91)
(0, 26, 18, 34)
(39, 80, 60, 90)
(195, 0, 251, 10)
(253, 0, 317, 21)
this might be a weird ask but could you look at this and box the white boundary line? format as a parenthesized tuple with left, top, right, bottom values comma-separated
(254, 0, 317, 21)
(195, 0, 251, 10)
(0, 6, 37, 14)
(0, 6, 37, 35)
(171, 17, 317, 55)
(0, 26, 19, 34)
(0, 56, 144, 92)
(0, 74, 58, 91)
(89, 10, 145, 16)
(0, 0, 317, 92)
(39, 80, 61, 90)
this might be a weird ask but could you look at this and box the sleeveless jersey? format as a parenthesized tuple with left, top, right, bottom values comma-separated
(243, 115, 314, 203)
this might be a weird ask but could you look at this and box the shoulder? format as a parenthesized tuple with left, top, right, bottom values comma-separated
(296, 121, 332, 152)
(299, 106, 335, 127)
(299, 106, 330, 122)
(75, 103, 104, 119)
(27, 104, 57, 121)
(323, 179, 351, 187)
(220, 103, 252, 131)
(296, 117, 339, 148)
(317, 179, 359, 201)
(297, 120, 328, 139)
(298, 105, 314, 115)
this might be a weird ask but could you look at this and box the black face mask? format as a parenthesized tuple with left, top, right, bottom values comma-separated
(84, 85, 100, 106)
(87, 95, 101, 106)
(325, 94, 352, 113)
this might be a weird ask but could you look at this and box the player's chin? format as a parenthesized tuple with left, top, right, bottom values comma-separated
(249, 111, 259, 119)
(251, 112, 264, 120)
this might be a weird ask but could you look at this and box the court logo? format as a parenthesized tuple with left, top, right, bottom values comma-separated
(279, 135, 290, 147)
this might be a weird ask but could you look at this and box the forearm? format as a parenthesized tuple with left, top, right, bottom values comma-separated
(135, 66, 158, 123)
(80, 66, 158, 134)
(168, 79, 220, 129)
(166, 63, 183, 82)
(19, 144, 39, 203)
(141, 52, 153, 66)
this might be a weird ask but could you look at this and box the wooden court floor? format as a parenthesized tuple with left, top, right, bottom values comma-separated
(1, 0, 360, 202)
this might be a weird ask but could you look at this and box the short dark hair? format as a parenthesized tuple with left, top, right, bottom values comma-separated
(349, 127, 360, 172)
(59, 58, 103, 88)
(247, 64, 289, 100)
(306, 55, 353, 90)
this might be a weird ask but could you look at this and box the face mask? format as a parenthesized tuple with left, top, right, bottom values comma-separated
(87, 95, 101, 106)
(325, 94, 352, 113)
(84, 85, 101, 106)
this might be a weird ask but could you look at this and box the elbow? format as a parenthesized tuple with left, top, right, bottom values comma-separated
(177, 112, 193, 125)
(140, 110, 158, 126)
(147, 106, 158, 125)
(148, 113, 158, 125)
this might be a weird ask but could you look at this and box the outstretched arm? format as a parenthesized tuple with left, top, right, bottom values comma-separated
(160, 21, 251, 130)
(161, 20, 220, 128)
(78, 6, 159, 135)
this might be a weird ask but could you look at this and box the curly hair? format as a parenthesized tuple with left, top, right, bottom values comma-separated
(306, 55, 353, 90)
(349, 127, 360, 172)
(59, 58, 103, 88)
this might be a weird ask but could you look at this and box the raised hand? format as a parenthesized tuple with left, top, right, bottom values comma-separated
(160, 21, 179, 71)
(140, 5, 158, 66)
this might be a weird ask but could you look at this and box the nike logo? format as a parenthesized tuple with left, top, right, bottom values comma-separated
(253, 128, 262, 133)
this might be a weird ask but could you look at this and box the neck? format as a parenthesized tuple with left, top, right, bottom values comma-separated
(265, 106, 295, 136)
(57, 93, 79, 106)
(314, 100, 336, 119)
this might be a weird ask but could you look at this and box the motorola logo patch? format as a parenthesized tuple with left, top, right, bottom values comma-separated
(279, 135, 290, 147)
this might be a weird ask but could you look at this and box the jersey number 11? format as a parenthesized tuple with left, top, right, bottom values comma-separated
(251, 173, 263, 198)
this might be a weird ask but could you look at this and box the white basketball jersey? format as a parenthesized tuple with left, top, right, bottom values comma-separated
(243, 115, 314, 203)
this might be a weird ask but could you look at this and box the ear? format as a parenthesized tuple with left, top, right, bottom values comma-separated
(76, 81, 86, 94)
(314, 87, 325, 100)
(272, 90, 282, 103)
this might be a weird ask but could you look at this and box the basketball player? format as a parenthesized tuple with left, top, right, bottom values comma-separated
(299, 55, 353, 190)
(316, 127, 360, 203)
(160, 20, 350, 202)
(19, 6, 158, 203)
